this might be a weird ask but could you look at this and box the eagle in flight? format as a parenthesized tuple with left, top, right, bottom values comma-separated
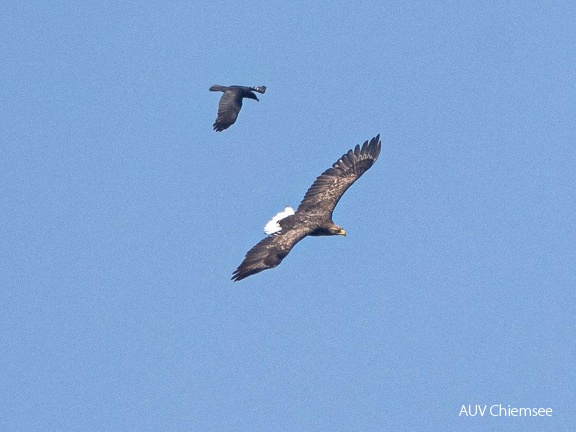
(209, 85, 266, 131)
(232, 135, 382, 281)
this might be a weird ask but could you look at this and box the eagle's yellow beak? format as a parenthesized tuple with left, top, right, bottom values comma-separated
(338, 229, 347, 236)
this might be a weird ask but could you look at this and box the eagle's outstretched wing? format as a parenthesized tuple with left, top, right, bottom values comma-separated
(232, 223, 309, 282)
(297, 135, 381, 215)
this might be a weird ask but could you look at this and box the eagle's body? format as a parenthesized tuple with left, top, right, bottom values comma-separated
(232, 135, 381, 281)
(209, 85, 266, 131)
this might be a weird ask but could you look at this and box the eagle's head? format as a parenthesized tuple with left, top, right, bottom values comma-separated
(329, 225, 346, 236)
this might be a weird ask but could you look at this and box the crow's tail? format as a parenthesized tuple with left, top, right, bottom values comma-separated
(251, 86, 267, 94)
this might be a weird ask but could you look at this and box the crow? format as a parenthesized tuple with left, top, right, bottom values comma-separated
(209, 85, 266, 132)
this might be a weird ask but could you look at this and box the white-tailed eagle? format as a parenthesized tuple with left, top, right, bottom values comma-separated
(232, 135, 382, 281)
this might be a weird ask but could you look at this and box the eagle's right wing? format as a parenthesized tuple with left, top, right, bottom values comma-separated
(297, 135, 381, 217)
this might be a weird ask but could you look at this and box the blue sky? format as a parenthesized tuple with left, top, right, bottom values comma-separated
(1, 1, 575, 431)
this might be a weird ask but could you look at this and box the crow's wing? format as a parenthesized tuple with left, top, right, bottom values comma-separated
(213, 89, 242, 131)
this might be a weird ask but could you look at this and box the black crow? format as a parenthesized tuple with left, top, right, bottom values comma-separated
(209, 85, 266, 132)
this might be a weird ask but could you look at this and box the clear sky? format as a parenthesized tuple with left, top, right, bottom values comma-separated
(1, 1, 575, 431)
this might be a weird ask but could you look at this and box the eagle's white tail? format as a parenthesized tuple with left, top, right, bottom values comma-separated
(264, 207, 295, 234)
